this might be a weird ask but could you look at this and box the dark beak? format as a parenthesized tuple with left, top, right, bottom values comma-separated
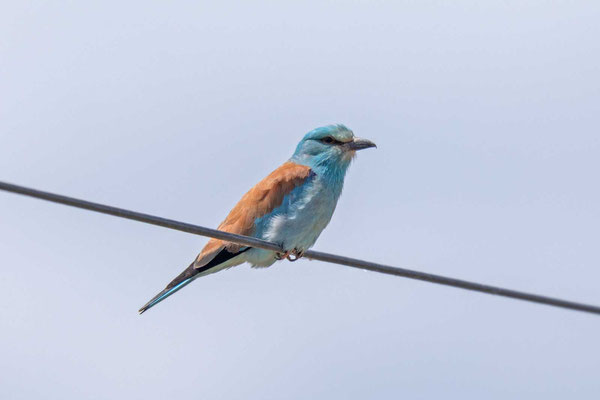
(346, 137, 377, 151)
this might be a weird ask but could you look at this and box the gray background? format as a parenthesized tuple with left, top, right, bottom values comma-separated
(1, 1, 599, 399)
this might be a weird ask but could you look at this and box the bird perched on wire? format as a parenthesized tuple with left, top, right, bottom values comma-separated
(139, 124, 376, 314)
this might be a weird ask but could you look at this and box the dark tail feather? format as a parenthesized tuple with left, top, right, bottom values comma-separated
(138, 247, 250, 314)
(138, 262, 198, 314)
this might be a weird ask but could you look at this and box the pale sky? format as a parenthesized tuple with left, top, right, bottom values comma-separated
(1, 2, 599, 399)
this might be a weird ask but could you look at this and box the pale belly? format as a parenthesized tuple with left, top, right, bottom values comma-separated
(246, 179, 339, 267)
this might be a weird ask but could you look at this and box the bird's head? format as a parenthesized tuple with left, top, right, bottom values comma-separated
(291, 124, 376, 173)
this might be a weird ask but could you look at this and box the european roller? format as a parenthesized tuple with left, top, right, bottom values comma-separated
(139, 124, 376, 314)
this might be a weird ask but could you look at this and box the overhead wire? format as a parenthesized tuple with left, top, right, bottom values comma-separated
(1, 180, 599, 316)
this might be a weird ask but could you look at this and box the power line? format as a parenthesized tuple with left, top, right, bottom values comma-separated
(1, 180, 599, 316)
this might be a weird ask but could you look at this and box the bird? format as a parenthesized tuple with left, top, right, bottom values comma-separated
(138, 124, 376, 314)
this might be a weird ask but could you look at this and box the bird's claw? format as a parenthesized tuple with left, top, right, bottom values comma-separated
(275, 248, 304, 262)
(286, 248, 304, 262)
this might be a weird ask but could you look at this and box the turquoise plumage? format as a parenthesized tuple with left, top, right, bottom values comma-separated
(139, 125, 375, 313)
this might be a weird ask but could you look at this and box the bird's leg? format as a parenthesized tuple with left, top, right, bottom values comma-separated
(275, 251, 290, 261)
(286, 248, 305, 262)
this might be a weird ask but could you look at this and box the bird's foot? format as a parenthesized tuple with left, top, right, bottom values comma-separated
(286, 248, 305, 262)
(275, 248, 305, 262)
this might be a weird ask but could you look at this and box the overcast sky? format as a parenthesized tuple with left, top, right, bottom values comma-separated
(1, 2, 599, 399)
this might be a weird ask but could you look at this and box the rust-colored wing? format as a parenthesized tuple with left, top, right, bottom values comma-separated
(194, 161, 313, 268)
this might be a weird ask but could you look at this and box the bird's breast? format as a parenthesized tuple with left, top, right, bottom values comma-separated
(262, 177, 339, 251)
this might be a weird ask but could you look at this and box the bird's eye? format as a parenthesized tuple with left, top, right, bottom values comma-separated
(321, 136, 336, 144)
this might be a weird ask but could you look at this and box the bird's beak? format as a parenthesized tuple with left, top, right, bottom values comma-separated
(346, 137, 377, 151)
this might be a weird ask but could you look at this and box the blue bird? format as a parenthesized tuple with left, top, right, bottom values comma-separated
(139, 124, 376, 313)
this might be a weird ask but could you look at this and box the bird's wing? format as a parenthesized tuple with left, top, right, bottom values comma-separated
(194, 161, 314, 268)
(138, 161, 313, 314)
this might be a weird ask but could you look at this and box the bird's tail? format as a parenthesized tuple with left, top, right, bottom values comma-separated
(138, 247, 250, 314)
(138, 262, 198, 314)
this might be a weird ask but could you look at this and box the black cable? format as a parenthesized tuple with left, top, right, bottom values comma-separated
(1, 180, 599, 316)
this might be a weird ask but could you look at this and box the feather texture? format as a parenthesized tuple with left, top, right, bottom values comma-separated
(138, 124, 375, 313)
(194, 161, 312, 267)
